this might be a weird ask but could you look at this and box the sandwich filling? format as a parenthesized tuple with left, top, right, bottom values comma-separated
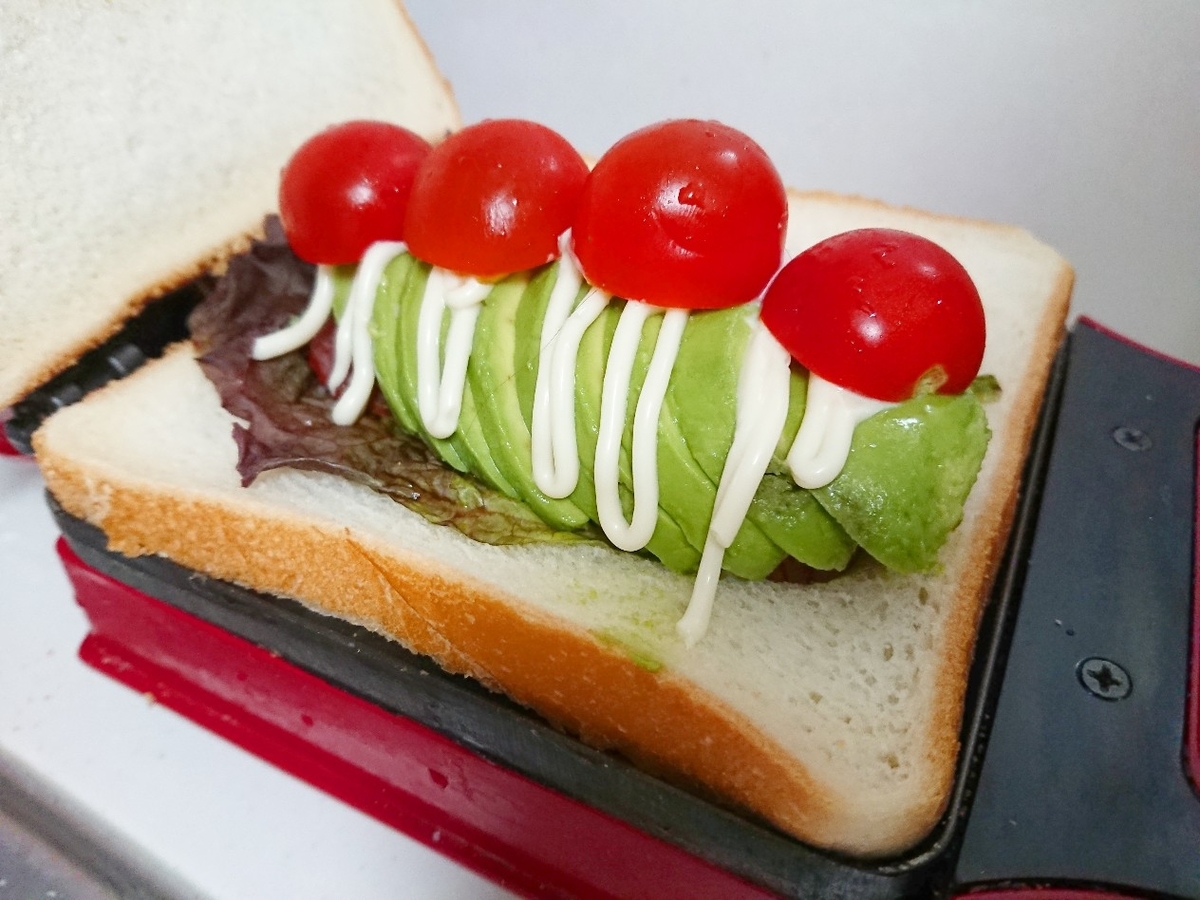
(190, 222, 995, 644)
(195, 118, 996, 645)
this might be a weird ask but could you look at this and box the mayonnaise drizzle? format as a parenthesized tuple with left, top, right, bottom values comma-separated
(252, 241, 405, 425)
(677, 319, 793, 647)
(252, 264, 335, 360)
(328, 241, 408, 425)
(531, 233, 607, 498)
(416, 267, 489, 439)
(594, 303, 689, 552)
(787, 375, 891, 489)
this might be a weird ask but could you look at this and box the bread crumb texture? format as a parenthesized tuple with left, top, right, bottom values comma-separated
(0, 0, 458, 409)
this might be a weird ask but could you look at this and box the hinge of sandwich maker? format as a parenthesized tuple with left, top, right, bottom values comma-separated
(4, 281, 208, 455)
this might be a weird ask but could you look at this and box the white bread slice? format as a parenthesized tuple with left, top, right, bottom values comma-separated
(0, 0, 459, 412)
(33, 191, 1072, 857)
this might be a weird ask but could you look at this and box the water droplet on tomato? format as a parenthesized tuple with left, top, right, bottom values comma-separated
(677, 182, 704, 207)
(871, 242, 900, 268)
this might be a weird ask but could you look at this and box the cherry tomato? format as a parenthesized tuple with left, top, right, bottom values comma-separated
(571, 119, 787, 309)
(279, 120, 431, 265)
(403, 119, 589, 279)
(760, 228, 985, 402)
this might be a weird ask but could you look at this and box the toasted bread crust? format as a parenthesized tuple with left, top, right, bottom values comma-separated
(38, 431, 860, 849)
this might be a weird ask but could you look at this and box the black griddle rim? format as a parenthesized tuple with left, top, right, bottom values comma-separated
(913, 329, 1072, 894)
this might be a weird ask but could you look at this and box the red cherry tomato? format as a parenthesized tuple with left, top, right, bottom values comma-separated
(403, 119, 589, 279)
(571, 119, 788, 309)
(279, 120, 431, 265)
(760, 228, 986, 402)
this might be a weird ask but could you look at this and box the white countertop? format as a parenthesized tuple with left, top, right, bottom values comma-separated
(2, 3, 1197, 898)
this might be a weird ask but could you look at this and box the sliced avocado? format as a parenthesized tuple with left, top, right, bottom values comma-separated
(366, 259, 423, 438)
(328, 264, 424, 429)
(572, 300, 701, 573)
(748, 363, 858, 571)
(507, 262, 599, 517)
(455, 375, 517, 494)
(386, 255, 520, 493)
(338, 258, 466, 469)
(512, 262, 563, 429)
(619, 310, 784, 581)
(561, 299, 614, 524)
(468, 274, 590, 530)
(663, 306, 752, 481)
(813, 391, 990, 572)
(750, 473, 859, 570)
(665, 306, 856, 570)
(359, 253, 983, 577)
(328, 264, 355, 318)
(367, 254, 474, 473)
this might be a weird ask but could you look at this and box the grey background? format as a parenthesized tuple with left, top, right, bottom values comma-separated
(406, 1, 1200, 365)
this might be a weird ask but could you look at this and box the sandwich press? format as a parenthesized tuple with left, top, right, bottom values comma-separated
(7, 303, 1200, 899)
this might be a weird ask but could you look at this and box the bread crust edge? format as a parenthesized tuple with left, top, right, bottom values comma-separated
(38, 423, 922, 855)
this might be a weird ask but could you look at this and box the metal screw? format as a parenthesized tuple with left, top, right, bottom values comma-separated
(1076, 657, 1132, 701)
(1111, 426, 1152, 451)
